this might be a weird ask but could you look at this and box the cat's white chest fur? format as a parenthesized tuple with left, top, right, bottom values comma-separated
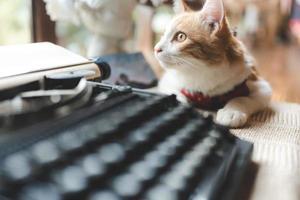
(159, 61, 251, 99)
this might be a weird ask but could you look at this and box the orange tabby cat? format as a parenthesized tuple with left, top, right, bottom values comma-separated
(154, 0, 272, 128)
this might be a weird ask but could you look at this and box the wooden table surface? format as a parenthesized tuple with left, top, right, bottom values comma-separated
(252, 44, 300, 104)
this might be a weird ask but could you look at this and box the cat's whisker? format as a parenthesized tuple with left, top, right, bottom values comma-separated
(172, 56, 195, 66)
(172, 56, 200, 71)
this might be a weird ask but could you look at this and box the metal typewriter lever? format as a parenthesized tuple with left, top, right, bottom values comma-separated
(112, 85, 132, 93)
(21, 78, 88, 99)
(0, 78, 92, 120)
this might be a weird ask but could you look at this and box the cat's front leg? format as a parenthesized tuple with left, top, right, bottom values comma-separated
(215, 79, 272, 128)
(216, 106, 248, 128)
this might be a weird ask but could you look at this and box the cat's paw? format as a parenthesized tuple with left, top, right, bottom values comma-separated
(215, 109, 248, 128)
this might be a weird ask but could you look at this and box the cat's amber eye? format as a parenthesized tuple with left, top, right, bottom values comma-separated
(175, 32, 187, 42)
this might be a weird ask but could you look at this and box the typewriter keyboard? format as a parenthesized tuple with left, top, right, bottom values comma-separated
(0, 88, 252, 200)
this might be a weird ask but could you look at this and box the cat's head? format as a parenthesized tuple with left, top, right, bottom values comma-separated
(154, 0, 243, 72)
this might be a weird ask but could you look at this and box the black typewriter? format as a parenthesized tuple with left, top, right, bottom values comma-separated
(0, 61, 252, 200)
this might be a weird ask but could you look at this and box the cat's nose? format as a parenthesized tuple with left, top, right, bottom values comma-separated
(154, 47, 163, 54)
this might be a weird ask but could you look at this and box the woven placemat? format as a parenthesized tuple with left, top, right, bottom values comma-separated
(232, 102, 300, 200)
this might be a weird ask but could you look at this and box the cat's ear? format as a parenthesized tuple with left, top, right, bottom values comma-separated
(200, 0, 225, 33)
(174, 0, 193, 14)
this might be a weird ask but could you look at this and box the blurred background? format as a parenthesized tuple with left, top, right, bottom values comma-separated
(0, 0, 299, 103)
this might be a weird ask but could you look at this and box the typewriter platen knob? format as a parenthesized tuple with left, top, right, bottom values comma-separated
(93, 59, 111, 81)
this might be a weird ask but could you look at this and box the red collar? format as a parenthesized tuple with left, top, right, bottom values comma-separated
(181, 81, 250, 111)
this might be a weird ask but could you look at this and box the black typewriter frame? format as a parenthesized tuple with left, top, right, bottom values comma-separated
(0, 81, 253, 200)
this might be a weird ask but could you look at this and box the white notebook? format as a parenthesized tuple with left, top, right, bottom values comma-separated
(0, 42, 100, 89)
